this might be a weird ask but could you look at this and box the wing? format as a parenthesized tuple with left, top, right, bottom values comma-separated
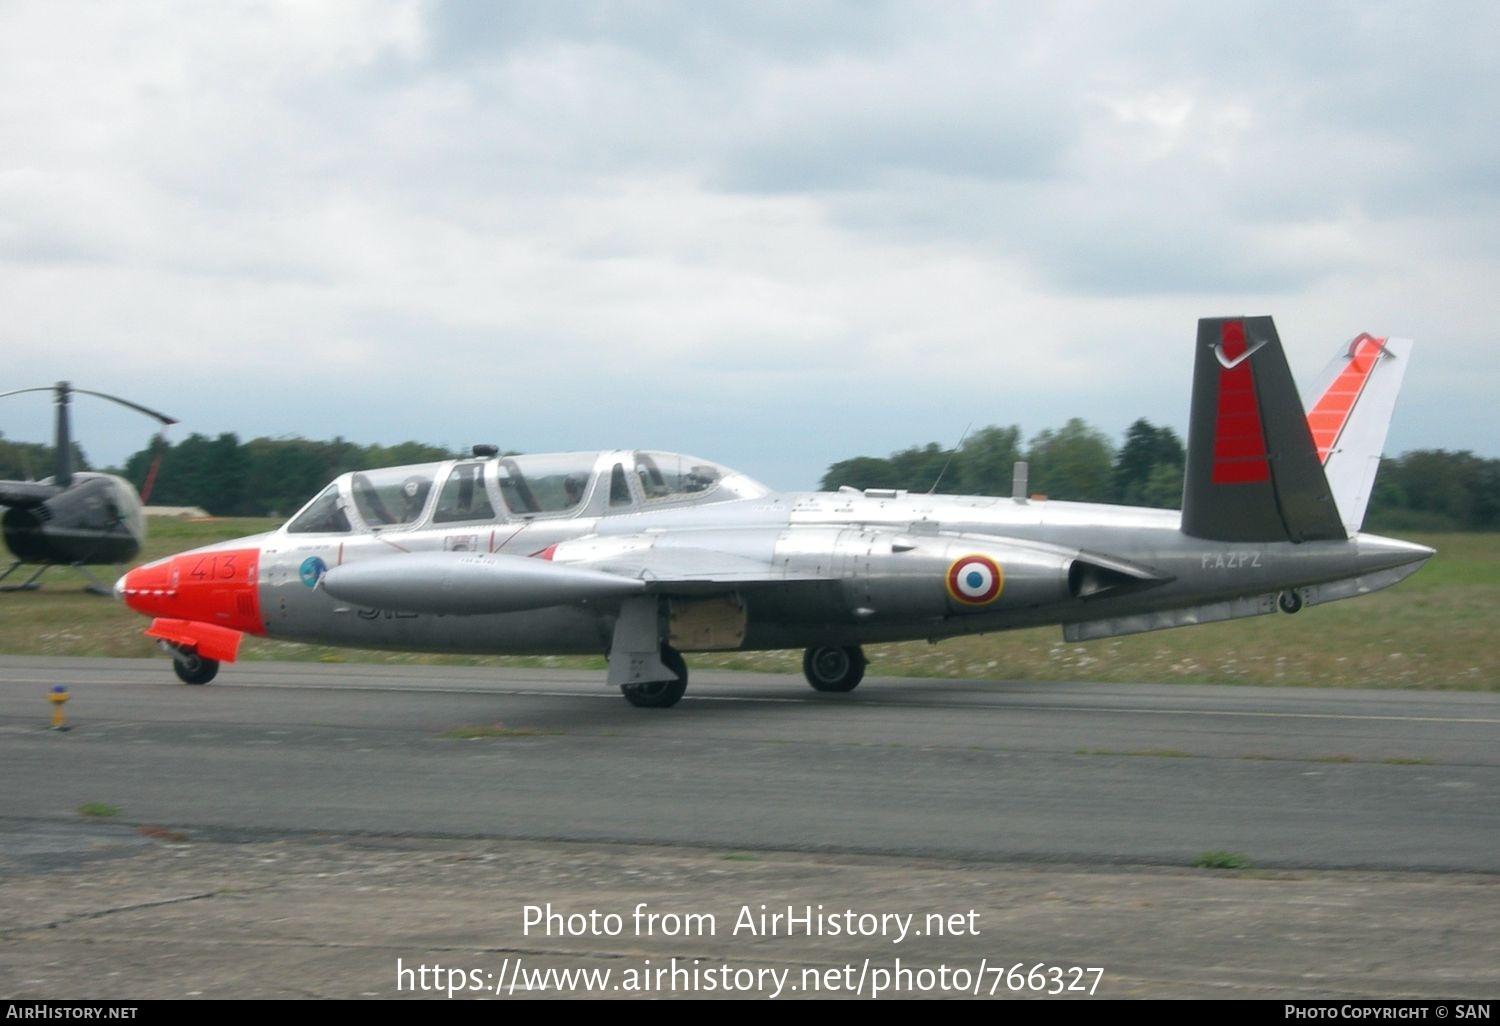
(318, 532, 835, 615)
(550, 528, 840, 595)
(565, 546, 831, 593)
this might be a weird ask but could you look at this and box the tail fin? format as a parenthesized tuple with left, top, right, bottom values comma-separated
(1181, 316, 1346, 542)
(1304, 334, 1412, 533)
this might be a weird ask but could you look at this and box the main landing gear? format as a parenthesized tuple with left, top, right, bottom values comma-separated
(802, 645, 866, 693)
(620, 646, 688, 708)
(618, 643, 869, 705)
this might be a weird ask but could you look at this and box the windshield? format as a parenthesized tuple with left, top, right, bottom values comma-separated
(349, 466, 438, 528)
(285, 483, 351, 534)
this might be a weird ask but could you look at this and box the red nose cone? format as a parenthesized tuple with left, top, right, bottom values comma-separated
(115, 549, 265, 634)
(116, 559, 177, 616)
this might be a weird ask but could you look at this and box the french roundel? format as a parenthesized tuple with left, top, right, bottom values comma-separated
(947, 554, 1003, 605)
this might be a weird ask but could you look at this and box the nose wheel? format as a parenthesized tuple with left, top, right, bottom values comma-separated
(803, 645, 866, 692)
(168, 645, 220, 685)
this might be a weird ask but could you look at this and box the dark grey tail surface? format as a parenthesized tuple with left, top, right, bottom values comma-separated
(1180, 317, 1346, 543)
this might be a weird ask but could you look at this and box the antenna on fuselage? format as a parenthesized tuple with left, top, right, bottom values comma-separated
(926, 423, 972, 495)
(1011, 461, 1029, 504)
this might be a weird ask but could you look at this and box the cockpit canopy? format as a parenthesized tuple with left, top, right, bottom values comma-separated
(284, 450, 768, 535)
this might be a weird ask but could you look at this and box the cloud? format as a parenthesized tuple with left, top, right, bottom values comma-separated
(0, 1, 1495, 488)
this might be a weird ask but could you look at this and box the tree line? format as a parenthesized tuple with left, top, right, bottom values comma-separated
(822, 418, 1499, 532)
(112, 434, 462, 518)
(0, 436, 86, 482)
(821, 418, 1186, 509)
(4, 425, 1495, 531)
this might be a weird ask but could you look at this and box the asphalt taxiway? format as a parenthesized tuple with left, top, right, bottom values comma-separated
(2, 657, 1497, 999)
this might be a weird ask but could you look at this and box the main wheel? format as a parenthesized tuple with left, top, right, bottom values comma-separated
(1278, 590, 1304, 614)
(621, 647, 688, 708)
(803, 645, 866, 692)
(172, 650, 220, 685)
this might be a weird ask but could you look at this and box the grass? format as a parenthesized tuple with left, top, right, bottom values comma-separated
(77, 802, 121, 818)
(1193, 851, 1252, 870)
(0, 517, 277, 660)
(3, 518, 1496, 690)
(693, 531, 1500, 690)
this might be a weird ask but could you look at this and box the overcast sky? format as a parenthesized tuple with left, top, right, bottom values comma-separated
(3, 0, 1496, 490)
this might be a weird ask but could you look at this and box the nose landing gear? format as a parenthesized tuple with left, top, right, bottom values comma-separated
(168, 644, 220, 685)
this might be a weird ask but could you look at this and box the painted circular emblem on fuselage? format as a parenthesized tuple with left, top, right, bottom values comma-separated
(299, 556, 328, 588)
(946, 554, 1004, 605)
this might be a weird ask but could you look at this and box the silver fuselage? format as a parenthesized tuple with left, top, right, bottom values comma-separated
(139, 449, 1429, 658)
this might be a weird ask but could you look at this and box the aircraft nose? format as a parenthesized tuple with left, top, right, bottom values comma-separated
(112, 548, 264, 631)
(114, 559, 174, 615)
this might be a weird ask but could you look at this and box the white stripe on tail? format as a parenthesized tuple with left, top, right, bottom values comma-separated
(1304, 334, 1413, 533)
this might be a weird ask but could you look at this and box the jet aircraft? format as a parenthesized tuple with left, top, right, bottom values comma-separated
(116, 317, 1432, 706)
(1, 382, 177, 593)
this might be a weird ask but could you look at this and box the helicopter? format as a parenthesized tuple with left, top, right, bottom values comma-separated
(0, 382, 176, 593)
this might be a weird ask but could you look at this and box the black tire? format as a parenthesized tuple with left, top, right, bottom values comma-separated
(621, 647, 688, 708)
(172, 650, 220, 685)
(1278, 590, 1304, 614)
(803, 645, 866, 692)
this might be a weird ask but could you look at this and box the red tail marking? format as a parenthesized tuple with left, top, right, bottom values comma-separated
(140, 453, 162, 504)
(1307, 334, 1386, 463)
(1211, 320, 1270, 485)
(138, 428, 171, 503)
